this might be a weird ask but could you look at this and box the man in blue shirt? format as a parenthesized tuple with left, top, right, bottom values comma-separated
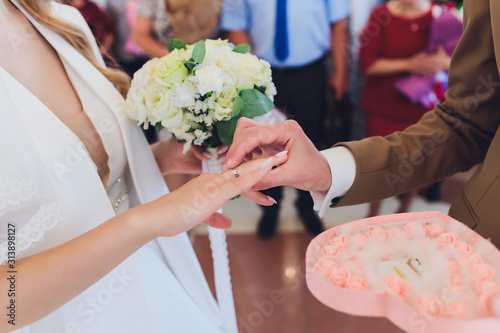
(221, 0, 350, 238)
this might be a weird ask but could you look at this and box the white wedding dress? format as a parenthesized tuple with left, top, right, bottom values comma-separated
(0, 1, 229, 332)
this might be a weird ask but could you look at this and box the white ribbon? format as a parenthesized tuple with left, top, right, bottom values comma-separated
(202, 147, 238, 333)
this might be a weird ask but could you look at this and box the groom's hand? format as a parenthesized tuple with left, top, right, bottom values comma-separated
(224, 118, 332, 193)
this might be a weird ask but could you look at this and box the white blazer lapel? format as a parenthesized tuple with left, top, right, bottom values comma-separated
(9, 0, 223, 322)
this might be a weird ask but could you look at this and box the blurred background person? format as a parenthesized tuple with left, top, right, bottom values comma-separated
(220, 0, 350, 239)
(166, 0, 223, 44)
(344, 0, 384, 142)
(132, 0, 223, 58)
(64, 0, 115, 57)
(107, 0, 150, 77)
(359, 0, 453, 217)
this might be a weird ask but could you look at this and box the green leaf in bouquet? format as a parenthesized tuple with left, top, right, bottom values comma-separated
(231, 95, 243, 116)
(168, 39, 187, 52)
(155, 122, 165, 132)
(217, 116, 242, 145)
(181, 58, 197, 72)
(192, 40, 206, 64)
(203, 133, 222, 148)
(232, 43, 251, 54)
(239, 89, 274, 118)
(255, 85, 267, 94)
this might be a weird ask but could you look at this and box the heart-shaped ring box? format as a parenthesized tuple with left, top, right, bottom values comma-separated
(306, 212, 500, 333)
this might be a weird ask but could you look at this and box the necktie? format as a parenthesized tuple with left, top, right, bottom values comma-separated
(274, 0, 289, 61)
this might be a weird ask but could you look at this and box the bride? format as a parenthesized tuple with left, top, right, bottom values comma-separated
(0, 0, 285, 332)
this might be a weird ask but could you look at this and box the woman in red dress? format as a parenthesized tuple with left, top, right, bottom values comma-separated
(64, 0, 115, 55)
(359, 0, 451, 216)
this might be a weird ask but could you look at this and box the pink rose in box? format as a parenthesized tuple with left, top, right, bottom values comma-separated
(404, 222, 426, 238)
(367, 227, 386, 242)
(449, 270, 465, 288)
(438, 232, 458, 244)
(426, 223, 446, 238)
(455, 240, 474, 257)
(328, 267, 351, 287)
(315, 258, 336, 273)
(447, 302, 472, 319)
(467, 253, 483, 266)
(328, 234, 349, 248)
(386, 226, 405, 241)
(349, 233, 369, 250)
(473, 263, 496, 281)
(322, 245, 341, 259)
(384, 274, 411, 298)
(477, 280, 500, 294)
(447, 261, 464, 287)
(346, 275, 369, 291)
(414, 293, 443, 316)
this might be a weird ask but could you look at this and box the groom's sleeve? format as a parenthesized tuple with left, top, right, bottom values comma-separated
(310, 147, 356, 217)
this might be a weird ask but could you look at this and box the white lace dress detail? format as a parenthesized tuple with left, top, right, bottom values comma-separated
(0, 159, 38, 216)
(0, 159, 66, 265)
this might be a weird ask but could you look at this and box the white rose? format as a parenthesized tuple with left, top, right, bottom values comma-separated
(126, 58, 158, 107)
(126, 59, 167, 128)
(210, 84, 237, 121)
(143, 84, 183, 128)
(131, 58, 160, 88)
(167, 47, 187, 61)
(194, 64, 225, 96)
(233, 52, 265, 89)
(204, 41, 233, 67)
(151, 55, 188, 87)
(126, 87, 149, 127)
(214, 49, 239, 73)
(212, 103, 232, 122)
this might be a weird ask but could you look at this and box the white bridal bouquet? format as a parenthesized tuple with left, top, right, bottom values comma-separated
(126, 38, 277, 151)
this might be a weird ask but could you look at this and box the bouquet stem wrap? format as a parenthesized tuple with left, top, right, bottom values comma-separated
(202, 147, 238, 333)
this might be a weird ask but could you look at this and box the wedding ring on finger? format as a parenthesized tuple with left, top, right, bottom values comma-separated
(230, 168, 240, 178)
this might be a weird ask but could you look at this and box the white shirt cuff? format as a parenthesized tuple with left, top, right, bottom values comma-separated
(310, 147, 356, 217)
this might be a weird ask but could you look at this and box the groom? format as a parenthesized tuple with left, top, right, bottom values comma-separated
(224, 0, 500, 247)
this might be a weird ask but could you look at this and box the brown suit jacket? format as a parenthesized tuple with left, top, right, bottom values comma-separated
(333, 0, 500, 245)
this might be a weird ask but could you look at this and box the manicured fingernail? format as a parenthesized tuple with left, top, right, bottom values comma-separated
(203, 152, 212, 158)
(226, 158, 233, 167)
(222, 164, 228, 172)
(266, 196, 277, 205)
(260, 157, 273, 169)
(275, 150, 288, 157)
(218, 146, 229, 154)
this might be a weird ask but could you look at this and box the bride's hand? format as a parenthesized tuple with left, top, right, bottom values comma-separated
(136, 152, 288, 238)
(153, 139, 232, 175)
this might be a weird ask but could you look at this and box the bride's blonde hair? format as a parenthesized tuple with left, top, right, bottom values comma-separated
(19, 0, 130, 97)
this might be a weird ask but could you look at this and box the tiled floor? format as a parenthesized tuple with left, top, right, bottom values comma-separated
(194, 233, 403, 333)
(192, 187, 451, 333)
